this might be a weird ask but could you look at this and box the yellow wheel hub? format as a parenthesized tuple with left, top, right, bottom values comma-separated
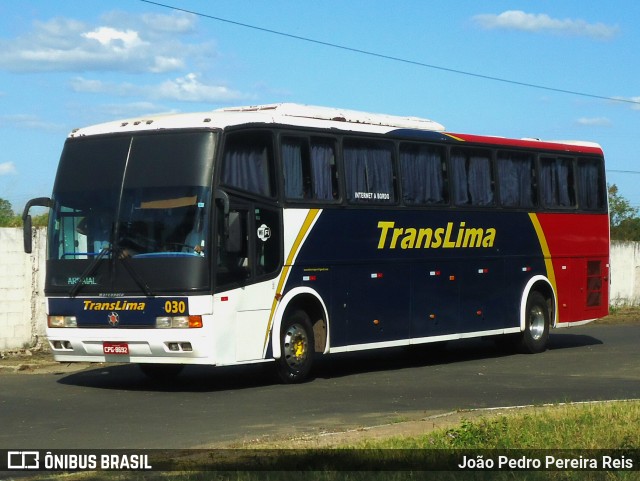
(293, 339, 306, 358)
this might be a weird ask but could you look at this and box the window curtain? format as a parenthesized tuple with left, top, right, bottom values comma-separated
(540, 158, 572, 207)
(468, 156, 493, 205)
(400, 146, 444, 204)
(556, 159, 572, 207)
(451, 152, 469, 205)
(344, 143, 393, 201)
(577, 160, 601, 209)
(539, 160, 555, 206)
(282, 141, 304, 199)
(451, 152, 493, 206)
(222, 146, 270, 196)
(310, 143, 335, 200)
(498, 155, 533, 207)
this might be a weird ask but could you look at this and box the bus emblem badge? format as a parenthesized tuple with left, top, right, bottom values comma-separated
(257, 224, 271, 242)
(108, 311, 120, 327)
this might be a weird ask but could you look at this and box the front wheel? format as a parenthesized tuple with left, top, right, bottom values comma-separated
(276, 310, 314, 383)
(519, 291, 550, 354)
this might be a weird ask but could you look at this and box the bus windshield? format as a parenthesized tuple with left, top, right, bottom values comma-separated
(47, 131, 216, 294)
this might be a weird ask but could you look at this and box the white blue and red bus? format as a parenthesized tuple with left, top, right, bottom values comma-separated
(23, 103, 609, 383)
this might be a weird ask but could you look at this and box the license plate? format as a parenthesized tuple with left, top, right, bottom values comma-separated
(103, 342, 129, 355)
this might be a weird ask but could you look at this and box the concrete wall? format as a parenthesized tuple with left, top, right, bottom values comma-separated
(609, 241, 640, 306)
(0, 227, 47, 351)
(1, 227, 639, 350)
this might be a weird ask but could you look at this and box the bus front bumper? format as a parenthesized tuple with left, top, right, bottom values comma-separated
(46, 328, 215, 365)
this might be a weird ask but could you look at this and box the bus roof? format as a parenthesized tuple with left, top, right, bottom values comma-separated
(446, 133, 603, 155)
(68, 103, 603, 155)
(217, 103, 446, 131)
(69, 103, 445, 137)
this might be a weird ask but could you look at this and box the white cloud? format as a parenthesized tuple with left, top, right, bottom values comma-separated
(628, 97, 640, 111)
(576, 117, 612, 127)
(141, 12, 197, 34)
(0, 114, 61, 131)
(155, 73, 246, 102)
(611, 96, 640, 111)
(0, 162, 17, 176)
(70, 77, 136, 96)
(100, 102, 175, 119)
(82, 27, 146, 49)
(71, 73, 247, 103)
(473, 11, 619, 40)
(0, 12, 208, 73)
(70, 77, 110, 94)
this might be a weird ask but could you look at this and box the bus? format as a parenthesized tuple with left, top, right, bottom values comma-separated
(23, 103, 609, 383)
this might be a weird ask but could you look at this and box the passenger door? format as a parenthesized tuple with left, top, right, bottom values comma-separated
(214, 196, 283, 362)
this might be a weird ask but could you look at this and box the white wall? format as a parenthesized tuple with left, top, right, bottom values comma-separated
(0, 228, 47, 351)
(0, 227, 638, 350)
(609, 241, 640, 306)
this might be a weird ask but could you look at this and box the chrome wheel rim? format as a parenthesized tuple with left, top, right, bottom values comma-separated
(529, 306, 546, 341)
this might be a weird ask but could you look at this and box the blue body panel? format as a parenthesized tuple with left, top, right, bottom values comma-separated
(282, 209, 545, 348)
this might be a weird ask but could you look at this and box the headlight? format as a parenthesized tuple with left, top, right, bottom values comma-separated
(48, 316, 77, 328)
(155, 315, 202, 328)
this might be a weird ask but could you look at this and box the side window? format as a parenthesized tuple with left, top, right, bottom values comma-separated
(254, 205, 281, 277)
(539, 157, 576, 208)
(497, 151, 536, 208)
(221, 131, 275, 197)
(344, 139, 396, 203)
(450, 148, 494, 206)
(282, 136, 338, 201)
(215, 201, 282, 291)
(400, 143, 448, 205)
(576, 158, 605, 210)
(216, 205, 251, 289)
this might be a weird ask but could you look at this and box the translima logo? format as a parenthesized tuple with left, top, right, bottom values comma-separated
(83, 300, 145, 311)
(377, 221, 496, 250)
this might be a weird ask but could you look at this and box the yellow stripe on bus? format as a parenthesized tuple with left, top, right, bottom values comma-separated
(443, 133, 465, 142)
(263, 208, 321, 351)
(528, 212, 558, 321)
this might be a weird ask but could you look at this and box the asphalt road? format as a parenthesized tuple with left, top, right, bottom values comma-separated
(0, 323, 638, 449)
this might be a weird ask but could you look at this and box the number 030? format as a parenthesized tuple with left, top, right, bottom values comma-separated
(164, 300, 186, 314)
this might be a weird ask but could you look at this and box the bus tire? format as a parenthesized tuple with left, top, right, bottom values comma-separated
(519, 291, 550, 354)
(138, 363, 184, 380)
(276, 310, 314, 384)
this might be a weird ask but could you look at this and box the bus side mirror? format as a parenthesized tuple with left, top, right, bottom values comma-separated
(23, 214, 33, 254)
(214, 188, 230, 236)
(227, 211, 243, 254)
(22, 197, 52, 254)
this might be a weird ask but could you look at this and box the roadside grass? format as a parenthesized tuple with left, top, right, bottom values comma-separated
(19, 401, 640, 481)
(354, 401, 640, 450)
(598, 305, 640, 324)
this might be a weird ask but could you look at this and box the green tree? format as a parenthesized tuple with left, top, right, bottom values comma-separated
(0, 197, 48, 227)
(608, 184, 640, 240)
(0, 198, 21, 227)
(0, 198, 13, 225)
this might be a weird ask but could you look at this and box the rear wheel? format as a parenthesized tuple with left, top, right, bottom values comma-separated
(519, 291, 550, 353)
(276, 310, 314, 383)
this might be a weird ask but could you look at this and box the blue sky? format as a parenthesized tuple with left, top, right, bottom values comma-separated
(1, 1, 639, 212)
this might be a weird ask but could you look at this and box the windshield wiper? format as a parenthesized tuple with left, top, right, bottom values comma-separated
(113, 245, 154, 297)
(69, 245, 111, 298)
(69, 244, 154, 298)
